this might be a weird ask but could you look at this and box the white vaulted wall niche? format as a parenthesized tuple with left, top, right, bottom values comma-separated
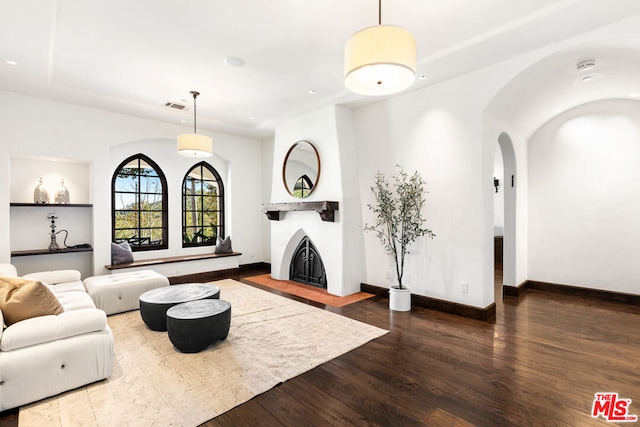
(528, 99, 640, 295)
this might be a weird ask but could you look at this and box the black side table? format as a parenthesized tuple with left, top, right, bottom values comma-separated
(166, 299, 231, 353)
(139, 283, 220, 331)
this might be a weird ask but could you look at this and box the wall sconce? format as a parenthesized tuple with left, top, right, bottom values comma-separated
(494, 177, 499, 193)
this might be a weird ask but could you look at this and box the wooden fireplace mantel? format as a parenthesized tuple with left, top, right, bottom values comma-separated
(261, 201, 339, 222)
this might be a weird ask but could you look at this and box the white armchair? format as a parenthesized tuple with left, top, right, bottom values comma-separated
(0, 263, 114, 411)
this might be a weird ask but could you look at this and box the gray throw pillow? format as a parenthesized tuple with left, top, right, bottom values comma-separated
(214, 236, 233, 254)
(111, 241, 133, 264)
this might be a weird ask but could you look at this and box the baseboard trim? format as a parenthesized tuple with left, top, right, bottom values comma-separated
(239, 262, 271, 272)
(361, 283, 496, 322)
(521, 280, 640, 306)
(168, 267, 240, 284)
(502, 282, 530, 298)
(167, 262, 271, 285)
(360, 283, 389, 297)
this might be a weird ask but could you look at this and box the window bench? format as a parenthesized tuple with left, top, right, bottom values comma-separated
(105, 252, 242, 271)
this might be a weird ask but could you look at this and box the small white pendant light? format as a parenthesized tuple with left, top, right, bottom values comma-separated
(344, 0, 416, 96)
(177, 91, 213, 157)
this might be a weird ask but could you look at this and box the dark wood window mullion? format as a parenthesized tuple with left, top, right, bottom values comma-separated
(112, 154, 168, 251)
(181, 162, 223, 248)
(137, 169, 141, 241)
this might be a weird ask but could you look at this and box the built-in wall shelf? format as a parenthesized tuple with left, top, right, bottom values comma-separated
(261, 201, 339, 222)
(9, 202, 94, 265)
(9, 157, 94, 277)
(10, 203, 93, 208)
(11, 246, 93, 257)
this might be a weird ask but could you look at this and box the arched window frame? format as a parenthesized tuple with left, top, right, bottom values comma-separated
(294, 174, 314, 198)
(182, 161, 225, 248)
(111, 154, 168, 251)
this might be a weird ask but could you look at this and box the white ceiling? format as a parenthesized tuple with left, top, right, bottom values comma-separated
(2, 0, 640, 140)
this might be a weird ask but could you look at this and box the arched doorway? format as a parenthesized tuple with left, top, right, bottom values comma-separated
(496, 132, 517, 296)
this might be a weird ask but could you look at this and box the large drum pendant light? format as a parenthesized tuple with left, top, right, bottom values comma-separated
(177, 91, 213, 157)
(344, 0, 416, 96)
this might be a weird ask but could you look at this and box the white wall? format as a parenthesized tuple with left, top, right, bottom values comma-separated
(261, 137, 274, 263)
(10, 157, 92, 204)
(506, 130, 529, 289)
(109, 139, 235, 271)
(355, 65, 510, 309)
(0, 90, 265, 277)
(493, 129, 529, 289)
(350, 18, 594, 305)
(482, 20, 640, 292)
(528, 99, 640, 294)
(270, 105, 364, 296)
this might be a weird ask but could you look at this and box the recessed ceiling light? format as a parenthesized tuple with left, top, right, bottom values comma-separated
(249, 116, 256, 120)
(4, 59, 17, 66)
(224, 57, 246, 68)
(308, 90, 317, 95)
(419, 75, 427, 80)
(571, 72, 602, 87)
(180, 119, 186, 123)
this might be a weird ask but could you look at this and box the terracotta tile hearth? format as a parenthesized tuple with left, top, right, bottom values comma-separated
(242, 274, 374, 307)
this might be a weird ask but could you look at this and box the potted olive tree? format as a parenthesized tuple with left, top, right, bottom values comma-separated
(365, 166, 435, 311)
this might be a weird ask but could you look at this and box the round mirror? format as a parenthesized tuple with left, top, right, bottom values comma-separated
(282, 140, 321, 198)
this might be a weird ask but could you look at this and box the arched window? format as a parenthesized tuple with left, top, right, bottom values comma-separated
(182, 162, 224, 247)
(294, 174, 313, 198)
(112, 154, 168, 251)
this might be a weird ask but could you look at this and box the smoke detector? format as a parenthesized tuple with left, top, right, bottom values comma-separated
(576, 60, 596, 72)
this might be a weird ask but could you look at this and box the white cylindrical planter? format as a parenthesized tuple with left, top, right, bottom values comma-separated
(389, 287, 411, 311)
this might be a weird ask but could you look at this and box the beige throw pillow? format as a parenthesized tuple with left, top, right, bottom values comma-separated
(0, 276, 64, 326)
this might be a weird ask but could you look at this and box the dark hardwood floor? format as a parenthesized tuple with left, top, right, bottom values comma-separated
(3, 263, 639, 426)
(206, 263, 640, 426)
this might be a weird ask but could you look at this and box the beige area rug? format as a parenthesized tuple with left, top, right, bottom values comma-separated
(20, 279, 387, 427)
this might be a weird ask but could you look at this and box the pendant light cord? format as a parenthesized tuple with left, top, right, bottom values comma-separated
(378, 0, 381, 25)
(191, 90, 200, 134)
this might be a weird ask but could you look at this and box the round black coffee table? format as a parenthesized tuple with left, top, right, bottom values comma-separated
(167, 299, 231, 353)
(139, 283, 220, 331)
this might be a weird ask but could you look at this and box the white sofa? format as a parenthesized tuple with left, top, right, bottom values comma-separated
(0, 263, 114, 411)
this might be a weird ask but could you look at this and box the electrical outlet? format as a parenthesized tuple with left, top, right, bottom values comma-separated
(461, 282, 468, 293)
